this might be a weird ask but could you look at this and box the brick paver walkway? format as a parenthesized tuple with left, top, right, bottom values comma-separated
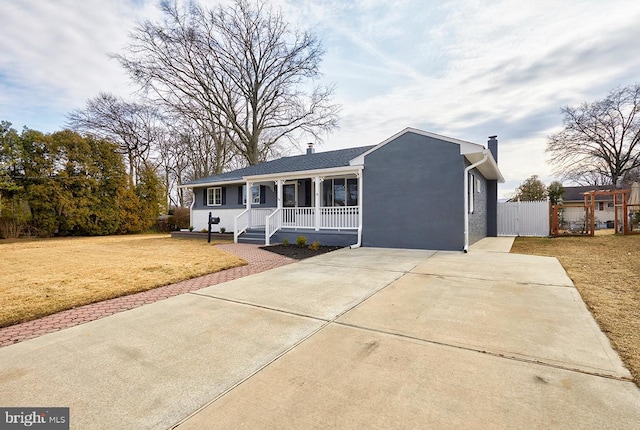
(0, 244, 295, 348)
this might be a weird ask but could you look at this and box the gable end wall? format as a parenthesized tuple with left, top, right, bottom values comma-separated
(362, 132, 466, 250)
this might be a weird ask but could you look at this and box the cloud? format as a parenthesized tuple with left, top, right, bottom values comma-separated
(281, 0, 640, 198)
(0, 0, 156, 129)
(2, 0, 640, 199)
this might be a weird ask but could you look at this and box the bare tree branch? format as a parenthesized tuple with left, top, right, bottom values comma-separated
(114, 0, 339, 166)
(547, 83, 640, 186)
(66, 93, 161, 185)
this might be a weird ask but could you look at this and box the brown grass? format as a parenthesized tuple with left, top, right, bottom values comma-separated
(0, 234, 246, 327)
(511, 233, 640, 385)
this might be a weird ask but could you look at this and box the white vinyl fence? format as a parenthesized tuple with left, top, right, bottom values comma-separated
(498, 200, 549, 236)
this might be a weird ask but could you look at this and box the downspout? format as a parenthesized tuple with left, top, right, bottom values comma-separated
(189, 191, 195, 230)
(350, 169, 364, 249)
(463, 150, 490, 253)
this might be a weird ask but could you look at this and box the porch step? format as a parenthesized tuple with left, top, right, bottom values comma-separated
(238, 228, 266, 244)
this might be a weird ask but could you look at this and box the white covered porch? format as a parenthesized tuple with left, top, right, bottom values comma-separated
(233, 166, 363, 246)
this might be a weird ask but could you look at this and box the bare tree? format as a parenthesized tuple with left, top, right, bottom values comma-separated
(621, 166, 640, 189)
(562, 160, 612, 186)
(67, 93, 162, 184)
(547, 84, 640, 186)
(115, 0, 339, 166)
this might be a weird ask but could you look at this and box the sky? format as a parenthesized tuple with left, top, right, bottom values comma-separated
(1, 0, 640, 198)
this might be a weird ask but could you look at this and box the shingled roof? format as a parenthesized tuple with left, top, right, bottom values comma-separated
(563, 185, 619, 202)
(184, 145, 375, 186)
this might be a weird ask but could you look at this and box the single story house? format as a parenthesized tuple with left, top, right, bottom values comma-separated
(182, 128, 504, 251)
(560, 185, 617, 228)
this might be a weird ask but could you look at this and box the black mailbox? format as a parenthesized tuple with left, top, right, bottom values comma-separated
(207, 212, 221, 243)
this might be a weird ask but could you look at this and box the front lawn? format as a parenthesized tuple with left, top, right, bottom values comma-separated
(0, 234, 245, 327)
(511, 233, 639, 385)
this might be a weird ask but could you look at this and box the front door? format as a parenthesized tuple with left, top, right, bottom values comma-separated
(283, 183, 296, 207)
(283, 183, 297, 225)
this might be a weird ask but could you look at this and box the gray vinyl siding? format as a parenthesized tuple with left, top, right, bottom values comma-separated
(192, 184, 277, 210)
(467, 166, 488, 245)
(362, 132, 465, 250)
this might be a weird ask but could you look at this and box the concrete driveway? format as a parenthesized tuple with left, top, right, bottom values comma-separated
(1, 239, 639, 429)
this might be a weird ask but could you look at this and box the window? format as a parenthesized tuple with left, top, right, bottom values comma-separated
(607, 202, 614, 208)
(347, 178, 358, 205)
(242, 185, 261, 205)
(207, 187, 222, 206)
(323, 178, 358, 206)
(598, 202, 604, 211)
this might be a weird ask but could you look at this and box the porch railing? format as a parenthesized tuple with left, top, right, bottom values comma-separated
(279, 206, 359, 230)
(234, 208, 275, 243)
(234, 209, 249, 243)
(236, 206, 359, 244)
(250, 208, 273, 228)
(281, 207, 315, 228)
(265, 208, 282, 246)
(321, 206, 359, 229)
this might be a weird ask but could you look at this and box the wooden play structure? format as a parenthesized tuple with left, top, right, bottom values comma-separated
(550, 187, 640, 236)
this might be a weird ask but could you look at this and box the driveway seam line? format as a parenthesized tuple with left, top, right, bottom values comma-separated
(187, 292, 329, 322)
(408, 271, 575, 288)
(173, 270, 411, 428)
(169, 318, 334, 430)
(333, 321, 634, 383)
(297, 261, 411, 274)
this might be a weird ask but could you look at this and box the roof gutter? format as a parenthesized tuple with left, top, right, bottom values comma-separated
(463, 149, 490, 253)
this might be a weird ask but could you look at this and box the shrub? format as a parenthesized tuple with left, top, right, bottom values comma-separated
(171, 207, 191, 230)
(220, 227, 226, 233)
(309, 240, 320, 251)
(282, 238, 289, 247)
(200, 228, 208, 233)
(296, 236, 307, 248)
(153, 216, 172, 233)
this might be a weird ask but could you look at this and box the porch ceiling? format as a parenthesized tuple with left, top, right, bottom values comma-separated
(244, 165, 363, 183)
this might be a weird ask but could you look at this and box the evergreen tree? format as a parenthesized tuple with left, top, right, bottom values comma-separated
(513, 175, 547, 201)
(135, 163, 165, 231)
(547, 181, 565, 205)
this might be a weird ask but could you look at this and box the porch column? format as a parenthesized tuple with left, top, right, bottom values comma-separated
(314, 176, 323, 231)
(276, 179, 283, 210)
(246, 181, 252, 227)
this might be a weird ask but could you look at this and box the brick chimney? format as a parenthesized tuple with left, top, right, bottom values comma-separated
(488, 135, 498, 162)
(306, 142, 315, 155)
(487, 135, 498, 237)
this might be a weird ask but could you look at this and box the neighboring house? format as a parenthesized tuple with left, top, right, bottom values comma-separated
(182, 128, 504, 251)
(560, 185, 617, 228)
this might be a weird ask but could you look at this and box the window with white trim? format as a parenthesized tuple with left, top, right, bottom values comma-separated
(242, 185, 261, 205)
(322, 178, 358, 206)
(207, 187, 222, 206)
